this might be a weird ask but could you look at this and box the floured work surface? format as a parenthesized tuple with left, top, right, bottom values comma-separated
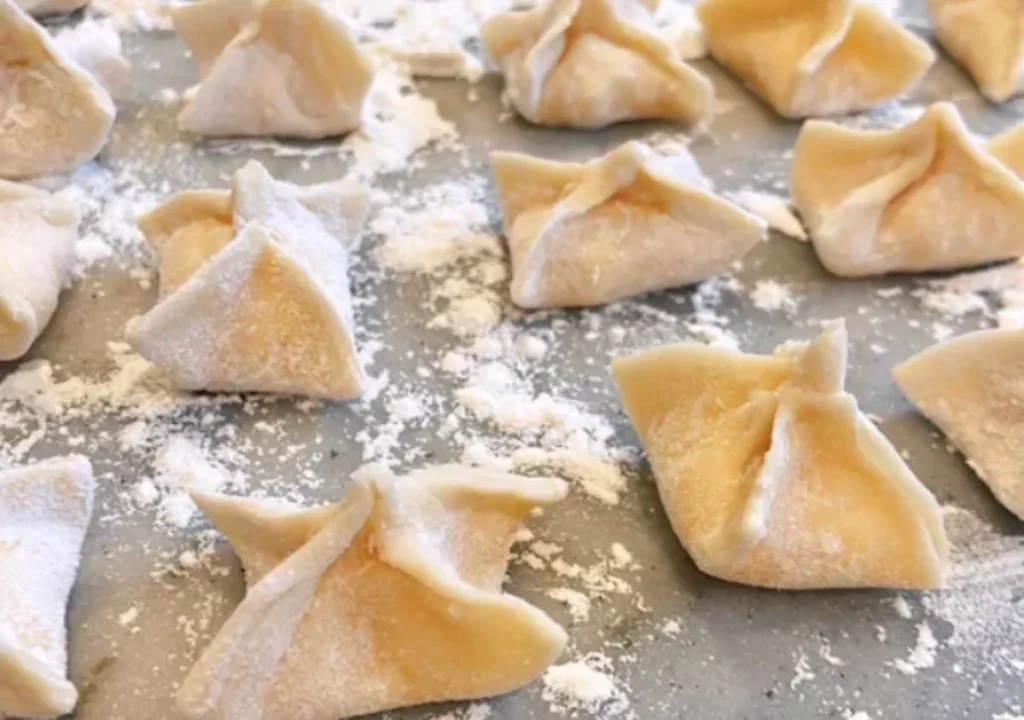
(3, 2, 1024, 719)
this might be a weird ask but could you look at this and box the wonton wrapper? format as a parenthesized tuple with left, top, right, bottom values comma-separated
(612, 321, 949, 590)
(492, 141, 765, 309)
(174, 0, 374, 138)
(698, 0, 934, 118)
(929, 0, 1024, 102)
(480, 0, 714, 129)
(791, 103, 1024, 277)
(127, 160, 369, 399)
(895, 328, 1024, 520)
(0, 456, 95, 719)
(177, 465, 568, 720)
(0, 0, 121, 179)
(0, 181, 79, 361)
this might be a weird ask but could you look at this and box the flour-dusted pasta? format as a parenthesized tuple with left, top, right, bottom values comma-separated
(480, 0, 714, 129)
(698, 0, 934, 118)
(0, 181, 78, 361)
(128, 161, 369, 399)
(895, 328, 1024, 520)
(792, 103, 1024, 277)
(612, 321, 949, 590)
(491, 141, 765, 309)
(173, 0, 374, 138)
(177, 465, 568, 720)
(0, 0, 125, 178)
(0, 456, 95, 719)
(929, 0, 1024, 102)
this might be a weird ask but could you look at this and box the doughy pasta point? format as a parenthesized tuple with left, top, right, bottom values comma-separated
(175, 0, 374, 138)
(0, 180, 79, 361)
(792, 103, 1024, 277)
(698, 0, 934, 118)
(929, 0, 1024, 103)
(612, 320, 949, 590)
(129, 161, 369, 399)
(0, 0, 122, 179)
(178, 465, 568, 720)
(0, 456, 95, 719)
(492, 141, 765, 309)
(895, 329, 1024, 520)
(480, 0, 714, 129)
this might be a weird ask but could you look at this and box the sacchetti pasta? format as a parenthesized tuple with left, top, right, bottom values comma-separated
(480, 0, 714, 129)
(127, 161, 369, 400)
(698, 0, 934, 118)
(895, 328, 1024, 520)
(612, 321, 949, 590)
(177, 465, 568, 720)
(173, 0, 373, 138)
(792, 103, 1024, 277)
(491, 141, 765, 309)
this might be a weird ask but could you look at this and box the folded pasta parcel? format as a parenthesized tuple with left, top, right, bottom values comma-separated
(491, 141, 766, 309)
(177, 465, 568, 720)
(612, 321, 949, 590)
(698, 0, 934, 118)
(480, 0, 714, 129)
(128, 161, 369, 399)
(0, 456, 95, 719)
(792, 103, 1024, 277)
(173, 0, 373, 138)
(0, 181, 79, 361)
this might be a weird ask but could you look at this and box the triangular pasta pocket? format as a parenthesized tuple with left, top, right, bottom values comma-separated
(128, 161, 369, 399)
(929, 0, 1024, 102)
(895, 328, 1024, 520)
(0, 0, 120, 178)
(480, 0, 713, 129)
(612, 321, 949, 590)
(177, 465, 568, 720)
(0, 181, 79, 361)
(0, 456, 94, 719)
(492, 141, 765, 309)
(175, 0, 373, 138)
(792, 103, 1024, 277)
(698, 0, 934, 118)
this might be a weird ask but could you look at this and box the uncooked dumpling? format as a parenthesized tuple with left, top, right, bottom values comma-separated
(0, 0, 122, 179)
(174, 0, 374, 138)
(791, 103, 1024, 277)
(0, 456, 95, 719)
(0, 180, 79, 361)
(491, 141, 765, 309)
(128, 161, 369, 399)
(480, 0, 714, 129)
(895, 329, 1024, 520)
(929, 0, 1024, 102)
(698, 0, 934, 118)
(612, 321, 949, 590)
(177, 465, 568, 720)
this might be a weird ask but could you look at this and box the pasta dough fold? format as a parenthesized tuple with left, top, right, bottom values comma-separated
(0, 456, 95, 719)
(792, 103, 1024, 277)
(0, 180, 79, 361)
(491, 141, 765, 309)
(895, 328, 1024, 520)
(0, 0, 124, 178)
(174, 0, 373, 138)
(177, 465, 568, 720)
(128, 161, 369, 399)
(929, 0, 1024, 102)
(480, 0, 713, 129)
(698, 0, 934, 118)
(612, 321, 949, 590)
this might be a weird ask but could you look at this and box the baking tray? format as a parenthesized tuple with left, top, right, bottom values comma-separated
(3, 1, 1024, 718)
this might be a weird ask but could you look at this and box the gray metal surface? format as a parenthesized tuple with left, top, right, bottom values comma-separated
(4, 4, 1024, 719)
